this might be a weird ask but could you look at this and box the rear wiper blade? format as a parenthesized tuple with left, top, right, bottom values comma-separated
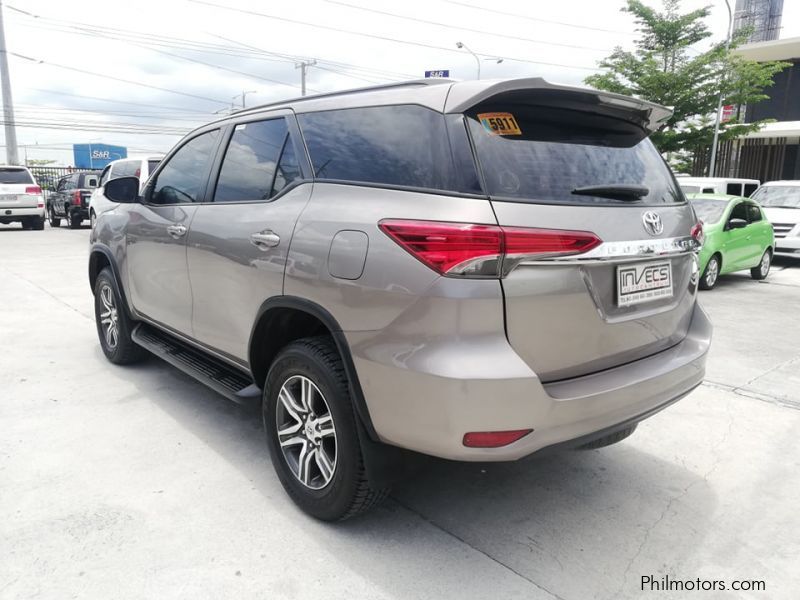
(571, 184, 649, 201)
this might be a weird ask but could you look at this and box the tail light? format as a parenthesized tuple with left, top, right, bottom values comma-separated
(25, 185, 41, 195)
(463, 429, 532, 448)
(72, 190, 82, 206)
(378, 219, 601, 278)
(690, 221, 705, 247)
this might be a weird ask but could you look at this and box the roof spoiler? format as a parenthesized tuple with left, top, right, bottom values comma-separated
(444, 78, 672, 134)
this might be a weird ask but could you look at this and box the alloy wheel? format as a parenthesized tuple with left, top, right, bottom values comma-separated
(760, 252, 770, 277)
(98, 284, 119, 349)
(705, 258, 719, 287)
(275, 375, 337, 490)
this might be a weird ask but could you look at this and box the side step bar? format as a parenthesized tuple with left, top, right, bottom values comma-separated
(131, 323, 261, 406)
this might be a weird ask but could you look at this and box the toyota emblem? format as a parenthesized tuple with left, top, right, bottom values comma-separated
(642, 211, 663, 236)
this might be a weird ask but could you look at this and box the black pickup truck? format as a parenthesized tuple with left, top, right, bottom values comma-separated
(47, 171, 101, 229)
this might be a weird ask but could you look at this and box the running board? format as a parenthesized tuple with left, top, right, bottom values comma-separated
(131, 323, 261, 406)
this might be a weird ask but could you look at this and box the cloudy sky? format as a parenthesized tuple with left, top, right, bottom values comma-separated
(3, 0, 799, 165)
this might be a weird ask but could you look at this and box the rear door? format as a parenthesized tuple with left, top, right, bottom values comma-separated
(453, 85, 699, 381)
(745, 202, 772, 263)
(721, 201, 752, 271)
(187, 112, 310, 361)
(126, 129, 220, 334)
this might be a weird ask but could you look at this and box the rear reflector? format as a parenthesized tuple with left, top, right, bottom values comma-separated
(463, 429, 532, 448)
(25, 186, 41, 195)
(378, 219, 601, 277)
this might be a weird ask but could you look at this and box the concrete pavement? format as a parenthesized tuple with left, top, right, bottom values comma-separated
(2, 223, 799, 599)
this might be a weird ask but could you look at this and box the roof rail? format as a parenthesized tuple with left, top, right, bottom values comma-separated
(231, 78, 453, 116)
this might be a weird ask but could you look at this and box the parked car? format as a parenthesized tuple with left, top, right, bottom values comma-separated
(750, 180, 800, 255)
(688, 194, 774, 289)
(46, 171, 101, 228)
(0, 165, 45, 230)
(89, 78, 711, 520)
(88, 157, 162, 228)
(677, 177, 760, 197)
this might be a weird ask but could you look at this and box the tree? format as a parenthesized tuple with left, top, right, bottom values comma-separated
(584, 0, 789, 172)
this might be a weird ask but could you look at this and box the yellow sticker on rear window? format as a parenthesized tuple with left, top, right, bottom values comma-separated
(477, 112, 522, 136)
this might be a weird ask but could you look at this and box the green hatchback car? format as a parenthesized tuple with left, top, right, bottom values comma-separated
(688, 194, 775, 290)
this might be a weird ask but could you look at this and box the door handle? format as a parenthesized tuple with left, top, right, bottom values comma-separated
(250, 230, 280, 249)
(166, 224, 187, 239)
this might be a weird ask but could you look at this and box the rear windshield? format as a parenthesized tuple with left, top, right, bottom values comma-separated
(751, 186, 800, 208)
(690, 198, 728, 224)
(466, 105, 683, 205)
(0, 167, 34, 184)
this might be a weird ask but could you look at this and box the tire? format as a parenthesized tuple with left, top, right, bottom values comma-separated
(20, 218, 31, 230)
(263, 336, 388, 521)
(93, 268, 147, 365)
(69, 214, 82, 229)
(578, 424, 638, 450)
(751, 249, 771, 280)
(31, 216, 45, 231)
(699, 254, 720, 290)
(48, 206, 61, 228)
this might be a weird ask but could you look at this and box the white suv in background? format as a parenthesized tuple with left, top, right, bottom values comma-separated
(88, 156, 163, 227)
(0, 166, 45, 230)
(751, 181, 800, 255)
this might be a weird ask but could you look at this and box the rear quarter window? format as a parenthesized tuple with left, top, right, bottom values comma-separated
(466, 104, 683, 206)
(297, 105, 460, 192)
(0, 168, 34, 184)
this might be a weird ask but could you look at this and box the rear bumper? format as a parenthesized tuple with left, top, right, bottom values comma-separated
(348, 302, 711, 461)
(68, 206, 89, 220)
(0, 206, 44, 219)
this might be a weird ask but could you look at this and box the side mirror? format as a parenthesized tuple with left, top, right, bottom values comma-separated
(104, 176, 140, 203)
(727, 218, 748, 230)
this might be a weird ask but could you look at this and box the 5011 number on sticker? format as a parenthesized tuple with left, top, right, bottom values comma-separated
(477, 112, 522, 136)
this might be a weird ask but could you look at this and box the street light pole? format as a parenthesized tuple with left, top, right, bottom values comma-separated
(708, 0, 734, 177)
(456, 42, 480, 80)
(0, 0, 19, 165)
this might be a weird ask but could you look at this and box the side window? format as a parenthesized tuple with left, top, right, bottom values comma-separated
(99, 166, 111, 186)
(747, 203, 762, 222)
(726, 183, 742, 196)
(702, 187, 715, 194)
(744, 183, 758, 197)
(84, 175, 99, 188)
(297, 105, 456, 191)
(272, 135, 302, 196)
(214, 118, 290, 202)
(150, 130, 219, 205)
(729, 202, 748, 222)
(56, 177, 68, 191)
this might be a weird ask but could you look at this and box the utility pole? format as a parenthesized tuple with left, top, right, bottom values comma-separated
(233, 90, 256, 108)
(709, 0, 734, 177)
(295, 59, 316, 96)
(0, 0, 19, 165)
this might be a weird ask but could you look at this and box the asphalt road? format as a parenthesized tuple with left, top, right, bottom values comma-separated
(2, 223, 799, 600)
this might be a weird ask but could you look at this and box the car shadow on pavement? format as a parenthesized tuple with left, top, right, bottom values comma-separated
(113, 353, 715, 600)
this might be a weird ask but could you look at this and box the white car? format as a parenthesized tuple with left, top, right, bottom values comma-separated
(677, 176, 760, 197)
(0, 166, 45, 230)
(88, 156, 162, 228)
(750, 181, 800, 255)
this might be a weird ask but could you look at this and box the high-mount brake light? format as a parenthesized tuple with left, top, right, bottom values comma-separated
(378, 219, 601, 278)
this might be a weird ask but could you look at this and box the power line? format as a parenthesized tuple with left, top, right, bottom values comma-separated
(9, 52, 230, 105)
(327, 0, 611, 52)
(190, 0, 601, 71)
(443, 0, 636, 35)
(25, 88, 214, 114)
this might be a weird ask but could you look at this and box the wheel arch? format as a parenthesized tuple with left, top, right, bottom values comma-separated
(248, 296, 378, 441)
(88, 245, 133, 318)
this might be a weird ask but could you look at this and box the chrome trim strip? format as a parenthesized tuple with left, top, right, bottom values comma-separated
(510, 236, 700, 267)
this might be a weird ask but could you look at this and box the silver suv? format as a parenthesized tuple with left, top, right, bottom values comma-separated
(89, 78, 711, 520)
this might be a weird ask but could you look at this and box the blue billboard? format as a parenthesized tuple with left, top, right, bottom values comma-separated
(73, 144, 127, 169)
